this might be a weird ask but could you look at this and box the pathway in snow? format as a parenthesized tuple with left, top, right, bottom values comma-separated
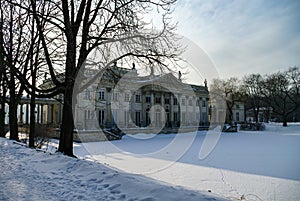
(0, 138, 227, 201)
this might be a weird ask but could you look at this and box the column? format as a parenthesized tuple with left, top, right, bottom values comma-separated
(51, 104, 54, 124)
(19, 104, 23, 124)
(47, 104, 51, 124)
(25, 103, 29, 124)
(37, 104, 40, 124)
(170, 93, 173, 124)
(161, 92, 165, 127)
(40, 104, 44, 124)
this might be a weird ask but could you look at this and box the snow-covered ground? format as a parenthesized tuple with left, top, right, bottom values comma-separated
(1, 123, 299, 201)
(74, 123, 300, 201)
(0, 138, 226, 201)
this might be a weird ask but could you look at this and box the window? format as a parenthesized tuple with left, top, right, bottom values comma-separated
(196, 112, 200, 121)
(202, 100, 206, 107)
(182, 112, 186, 122)
(188, 99, 193, 106)
(146, 96, 151, 103)
(236, 112, 240, 122)
(236, 104, 240, 109)
(189, 112, 194, 122)
(99, 110, 104, 124)
(112, 110, 118, 125)
(155, 97, 161, 104)
(146, 112, 151, 125)
(164, 98, 170, 104)
(202, 112, 207, 122)
(155, 109, 161, 127)
(99, 90, 105, 100)
(196, 99, 200, 106)
(125, 93, 130, 102)
(124, 111, 129, 126)
(84, 90, 91, 100)
(173, 112, 178, 122)
(136, 94, 141, 102)
(84, 110, 91, 120)
(85, 110, 95, 120)
(181, 98, 186, 106)
(112, 92, 118, 101)
(173, 97, 178, 105)
(135, 111, 141, 126)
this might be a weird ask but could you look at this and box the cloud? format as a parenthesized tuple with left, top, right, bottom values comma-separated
(172, 0, 300, 79)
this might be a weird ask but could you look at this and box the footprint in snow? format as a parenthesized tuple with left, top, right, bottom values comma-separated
(119, 194, 126, 199)
(139, 198, 156, 201)
(108, 183, 121, 190)
(102, 183, 110, 188)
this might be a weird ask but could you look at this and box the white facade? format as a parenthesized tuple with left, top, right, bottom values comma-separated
(74, 66, 210, 131)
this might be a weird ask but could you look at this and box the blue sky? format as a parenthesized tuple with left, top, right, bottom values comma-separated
(171, 0, 300, 79)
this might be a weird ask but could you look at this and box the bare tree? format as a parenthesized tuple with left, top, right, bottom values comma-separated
(1, 0, 44, 142)
(261, 68, 300, 126)
(286, 67, 300, 111)
(210, 77, 244, 123)
(0, 0, 6, 138)
(21, 0, 181, 156)
(242, 74, 263, 124)
(1, 2, 29, 141)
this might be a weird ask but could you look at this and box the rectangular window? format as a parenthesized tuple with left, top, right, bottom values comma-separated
(181, 98, 186, 106)
(164, 98, 170, 104)
(146, 96, 151, 103)
(173, 97, 178, 105)
(135, 111, 141, 126)
(182, 112, 186, 122)
(202, 100, 206, 107)
(84, 110, 87, 119)
(125, 93, 130, 102)
(188, 99, 193, 106)
(112, 92, 118, 101)
(189, 112, 194, 122)
(136, 94, 141, 102)
(84, 90, 91, 100)
(155, 97, 161, 104)
(236, 112, 240, 122)
(112, 110, 118, 125)
(99, 110, 104, 125)
(99, 90, 105, 100)
(84, 110, 91, 120)
(196, 99, 199, 106)
(196, 113, 200, 121)
(124, 111, 129, 126)
(202, 112, 207, 122)
(173, 112, 178, 122)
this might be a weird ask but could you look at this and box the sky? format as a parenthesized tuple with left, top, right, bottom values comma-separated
(170, 0, 300, 80)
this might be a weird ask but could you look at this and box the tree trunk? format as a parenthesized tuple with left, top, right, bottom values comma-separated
(58, 85, 75, 157)
(0, 81, 5, 138)
(9, 98, 19, 141)
(29, 93, 35, 148)
(255, 107, 260, 130)
(282, 115, 288, 127)
(0, 13, 5, 138)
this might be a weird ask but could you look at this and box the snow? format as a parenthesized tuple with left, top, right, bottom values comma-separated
(1, 123, 299, 201)
(0, 139, 226, 201)
(74, 123, 300, 201)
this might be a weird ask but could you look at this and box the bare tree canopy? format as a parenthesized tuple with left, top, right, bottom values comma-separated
(261, 67, 300, 126)
(2, 0, 180, 155)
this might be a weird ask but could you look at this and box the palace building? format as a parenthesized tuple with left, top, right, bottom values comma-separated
(73, 64, 210, 133)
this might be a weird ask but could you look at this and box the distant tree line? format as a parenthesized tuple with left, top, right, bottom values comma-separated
(210, 67, 300, 127)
